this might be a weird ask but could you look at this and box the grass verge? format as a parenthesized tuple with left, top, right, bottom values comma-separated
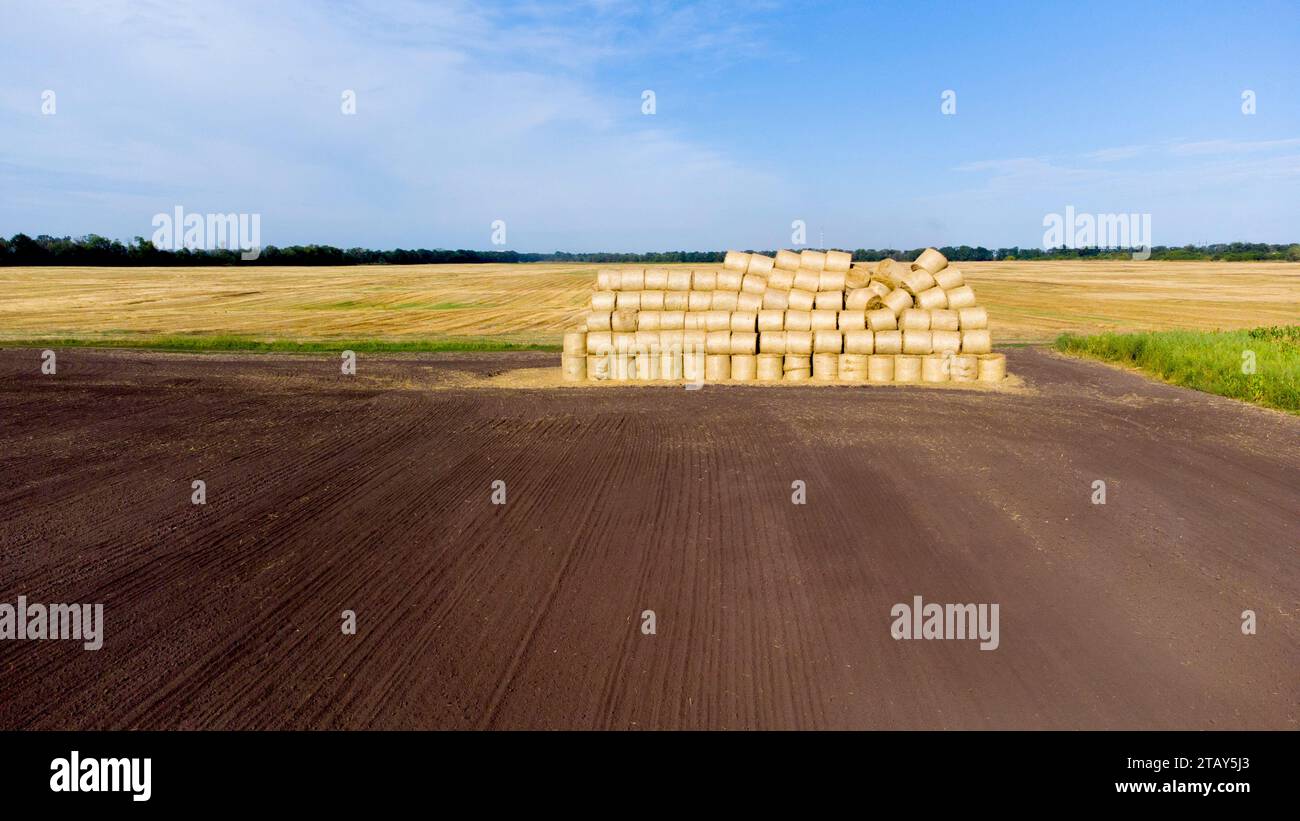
(0, 334, 560, 353)
(1054, 326, 1299, 414)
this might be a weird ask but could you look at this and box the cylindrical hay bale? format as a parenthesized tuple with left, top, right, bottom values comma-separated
(882, 288, 913, 315)
(678, 311, 701, 330)
(962, 329, 992, 354)
(783, 309, 812, 331)
(596, 269, 621, 291)
(663, 291, 689, 311)
(843, 329, 874, 354)
(687, 290, 711, 311)
(613, 331, 636, 353)
(845, 288, 883, 310)
(824, 250, 852, 272)
(682, 349, 706, 382)
(838, 310, 866, 331)
(611, 310, 638, 332)
(730, 311, 758, 332)
(587, 311, 613, 331)
(875, 330, 903, 354)
(587, 352, 612, 381)
(659, 310, 685, 330)
(706, 330, 731, 354)
(563, 331, 588, 356)
(844, 266, 871, 290)
(757, 310, 784, 331)
(866, 280, 893, 299)
(723, 250, 750, 271)
(759, 330, 788, 354)
(586, 331, 614, 354)
(934, 267, 964, 289)
(921, 355, 950, 383)
(611, 351, 632, 382)
(902, 329, 933, 354)
(813, 330, 843, 354)
(634, 346, 659, 381)
(635, 330, 660, 353)
(729, 331, 758, 354)
(945, 285, 977, 309)
(659, 349, 683, 380)
(741, 273, 767, 294)
(911, 247, 948, 274)
(767, 268, 795, 291)
(715, 270, 743, 291)
(915, 286, 948, 311)
(957, 306, 988, 329)
(784, 354, 811, 376)
(591, 290, 617, 311)
(658, 329, 684, 350)
(977, 353, 1007, 382)
(774, 249, 801, 271)
(799, 250, 826, 272)
(931, 330, 962, 356)
(691, 269, 717, 291)
(711, 290, 739, 311)
(762, 288, 790, 310)
(666, 270, 693, 291)
(814, 290, 844, 310)
(735, 292, 763, 312)
(681, 329, 706, 351)
(639, 290, 665, 311)
(867, 354, 895, 382)
(643, 268, 669, 290)
(899, 268, 937, 296)
(819, 270, 847, 292)
(705, 353, 731, 381)
(784, 369, 811, 382)
(950, 354, 978, 382)
(638, 312, 662, 331)
(616, 290, 642, 310)
(704, 310, 731, 331)
(787, 288, 816, 311)
(746, 253, 775, 276)
(793, 268, 821, 292)
(812, 352, 839, 381)
(756, 353, 784, 381)
(620, 269, 645, 291)
(876, 259, 911, 288)
(899, 308, 931, 331)
(785, 330, 813, 355)
(810, 309, 839, 330)
(731, 354, 757, 380)
(894, 355, 922, 382)
(866, 307, 898, 331)
(838, 353, 869, 382)
(930, 309, 960, 332)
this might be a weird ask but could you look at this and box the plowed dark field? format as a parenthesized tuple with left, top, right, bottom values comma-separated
(0, 347, 1295, 729)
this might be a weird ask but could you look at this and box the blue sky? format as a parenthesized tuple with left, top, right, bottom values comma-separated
(2, 0, 1298, 251)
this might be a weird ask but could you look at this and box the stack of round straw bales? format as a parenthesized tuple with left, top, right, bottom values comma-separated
(563, 247, 1005, 385)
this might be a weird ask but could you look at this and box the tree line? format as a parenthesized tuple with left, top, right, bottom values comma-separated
(2, 233, 1298, 266)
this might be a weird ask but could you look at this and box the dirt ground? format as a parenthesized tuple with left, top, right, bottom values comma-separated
(0, 347, 1295, 729)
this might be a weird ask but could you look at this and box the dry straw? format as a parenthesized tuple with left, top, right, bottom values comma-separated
(587, 353, 611, 380)
(706, 330, 731, 354)
(768, 268, 795, 290)
(687, 291, 712, 311)
(741, 273, 767, 294)
(793, 269, 821, 292)
(921, 355, 949, 382)
(900, 268, 937, 296)
(712, 290, 739, 311)
(587, 311, 612, 331)
(934, 267, 964, 289)
(812, 352, 839, 381)
(900, 308, 931, 330)
(785, 330, 813, 355)
(813, 330, 843, 353)
(978, 353, 1006, 382)
(838, 353, 869, 382)
(758, 310, 784, 331)
(825, 250, 852, 272)
(659, 310, 684, 330)
(692, 270, 717, 291)
(611, 310, 638, 332)
(931, 330, 962, 355)
(723, 251, 751, 271)
(731, 354, 758, 380)
(756, 353, 784, 381)
(915, 286, 948, 311)
(596, 269, 620, 291)
(736, 292, 763, 312)
(774, 249, 801, 271)
(660, 349, 683, 380)
(683, 311, 707, 330)
(784, 308, 813, 330)
(962, 329, 992, 354)
(838, 310, 866, 331)
(867, 354, 895, 382)
(867, 308, 898, 331)
(705, 353, 731, 381)
(621, 270, 645, 291)
(951, 354, 978, 382)
(591, 291, 617, 311)
(666, 270, 692, 291)
(894, 354, 922, 381)
(716, 270, 743, 291)
(815, 290, 844, 310)
(883, 288, 913, 314)
(810, 309, 839, 330)
(663, 291, 689, 311)
(616, 291, 641, 310)
(845, 288, 884, 310)
(730, 331, 758, 354)
(844, 266, 871, 290)
(747, 253, 775, 275)
(929, 309, 960, 331)
(759, 330, 788, 354)
(640, 290, 665, 310)
(875, 329, 903, 354)
(902, 329, 933, 354)
(706, 310, 731, 331)
(644, 268, 669, 290)
(762, 289, 790, 310)
(800, 250, 826, 271)
(843, 329, 874, 354)
(819, 270, 847, 291)
(957, 306, 987, 329)
(912, 247, 948, 274)
(638, 312, 662, 331)
(945, 285, 977, 309)
(730, 311, 758, 331)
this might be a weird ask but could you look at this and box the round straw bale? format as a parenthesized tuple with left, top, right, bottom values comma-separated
(814, 290, 844, 310)
(838, 310, 867, 331)
(729, 331, 758, 354)
(611, 310, 638, 332)
(843, 329, 874, 354)
(711, 290, 739, 311)
(934, 267, 964, 289)
(813, 330, 843, 354)
(784, 354, 811, 377)
(639, 290, 666, 311)
(723, 251, 750, 271)
(635, 331, 660, 353)
(736, 292, 763, 312)
(692, 269, 717, 291)
(929, 309, 960, 331)
(587, 352, 612, 380)
(611, 350, 631, 381)
(812, 352, 839, 381)
(659, 310, 685, 330)
(921, 354, 950, 383)
(902, 329, 933, 354)
(793, 268, 821, 292)
(757, 310, 784, 331)
(705, 353, 731, 381)
(706, 330, 731, 354)
(784, 369, 810, 382)
(838, 353, 869, 382)
(666, 270, 693, 291)
(756, 353, 784, 381)
(977, 353, 1006, 382)
(563, 331, 588, 356)
(893, 355, 922, 381)
(915, 286, 948, 311)
(703, 310, 730, 331)
(762, 288, 790, 310)
(730, 311, 758, 332)
(783, 309, 812, 331)
(767, 268, 795, 291)
(874, 259, 910, 288)
(663, 291, 689, 311)
(741, 273, 767, 294)
(715, 270, 743, 291)
(632, 345, 657, 381)
(911, 247, 948, 274)
(950, 354, 978, 382)
(596, 269, 621, 291)
(961, 329, 992, 354)
(747, 253, 775, 275)
(682, 349, 706, 382)
(658, 329, 684, 351)
(945, 285, 977, 309)
(587, 311, 612, 331)
(785, 330, 813, 355)
(931, 330, 962, 356)
(810, 309, 839, 330)
(824, 250, 852, 272)
(613, 331, 636, 353)
(899, 308, 931, 330)
(845, 288, 883, 310)
(867, 307, 898, 331)
(774, 249, 802, 271)
(686, 291, 711, 311)
(731, 354, 758, 380)
(800, 250, 827, 271)
(867, 354, 895, 382)
(787, 288, 816, 311)
(643, 268, 669, 290)
(819, 270, 847, 291)
(759, 330, 788, 354)
(874, 330, 903, 354)
(621, 269, 645, 291)
(591, 290, 617, 311)
(615, 291, 642, 310)
(844, 266, 871, 290)
(637, 311, 662, 331)
(957, 306, 987, 329)
(866, 280, 892, 298)
(882, 288, 913, 314)
(681, 328, 706, 350)
(659, 349, 682, 380)
(686, 311, 711, 330)
(899, 268, 936, 296)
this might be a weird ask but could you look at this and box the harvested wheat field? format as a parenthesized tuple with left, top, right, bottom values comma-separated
(0, 261, 1296, 346)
